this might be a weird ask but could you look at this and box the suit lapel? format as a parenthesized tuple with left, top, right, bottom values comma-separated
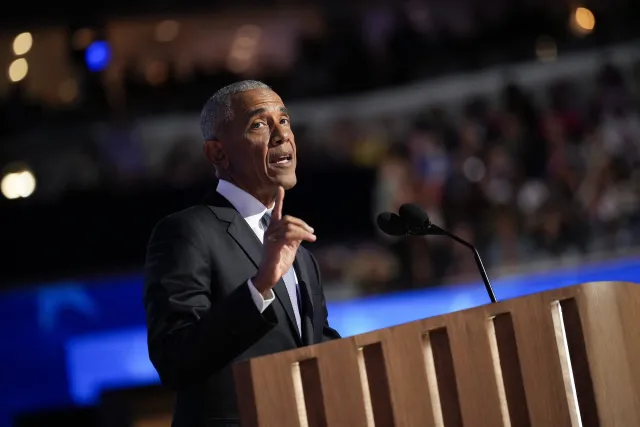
(226, 219, 262, 269)
(205, 192, 302, 345)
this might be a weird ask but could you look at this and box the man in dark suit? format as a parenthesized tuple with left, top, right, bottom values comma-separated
(143, 80, 341, 427)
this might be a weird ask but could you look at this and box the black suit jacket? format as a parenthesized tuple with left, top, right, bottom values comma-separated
(143, 192, 341, 427)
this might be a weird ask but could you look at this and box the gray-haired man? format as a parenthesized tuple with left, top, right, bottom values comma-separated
(143, 81, 341, 427)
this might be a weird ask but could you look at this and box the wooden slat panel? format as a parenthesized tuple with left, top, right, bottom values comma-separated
(550, 300, 581, 426)
(388, 323, 438, 427)
(558, 298, 598, 426)
(311, 338, 371, 426)
(235, 353, 304, 427)
(490, 313, 531, 427)
(576, 282, 640, 426)
(615, 283, 640, 418)
(361, 342, 395, 426)
(445, 310, 506, 427)
(355, 322, 437, 427)
(298, 358, 326, 427)
(509, 294, 574, 426)
(429, 328, 463, 427)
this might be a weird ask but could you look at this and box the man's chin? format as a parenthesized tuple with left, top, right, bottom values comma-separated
(272, 174, 297, 190)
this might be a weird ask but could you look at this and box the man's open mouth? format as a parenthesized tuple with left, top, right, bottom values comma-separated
(269, 153, 293, 165)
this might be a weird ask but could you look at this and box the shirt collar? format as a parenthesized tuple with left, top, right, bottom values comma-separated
(216, 179, 273, 223)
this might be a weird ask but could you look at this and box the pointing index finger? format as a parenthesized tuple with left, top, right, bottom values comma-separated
(272, 186, 284, 221)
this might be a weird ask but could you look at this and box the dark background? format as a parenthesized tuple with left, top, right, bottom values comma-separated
(1, 0, 640, 425)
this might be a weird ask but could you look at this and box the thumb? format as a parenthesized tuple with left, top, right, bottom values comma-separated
(272, 186, 284, 221)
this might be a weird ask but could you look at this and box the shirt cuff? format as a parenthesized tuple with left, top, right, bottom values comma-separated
(247, 279, 275, 313)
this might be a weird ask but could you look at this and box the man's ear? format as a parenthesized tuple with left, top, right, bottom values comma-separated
(203, 139, 228, 169)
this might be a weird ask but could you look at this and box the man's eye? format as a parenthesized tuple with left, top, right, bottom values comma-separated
(280, 118, 290, 125)
(251, 122, 265, 129)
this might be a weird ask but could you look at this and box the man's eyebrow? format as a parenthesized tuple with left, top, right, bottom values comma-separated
(248, 106, 289, 118)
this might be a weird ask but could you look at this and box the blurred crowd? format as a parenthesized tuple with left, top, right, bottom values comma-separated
(2, 58, 640, 294)
(1, 0, 640, 293)
(313, 62, 640, 293)
(3, 59, 640, 293)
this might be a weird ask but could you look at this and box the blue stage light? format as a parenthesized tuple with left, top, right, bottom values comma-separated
(84, 41, 110, 72)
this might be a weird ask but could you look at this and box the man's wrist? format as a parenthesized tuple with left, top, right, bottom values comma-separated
(251, 274, 273, 297)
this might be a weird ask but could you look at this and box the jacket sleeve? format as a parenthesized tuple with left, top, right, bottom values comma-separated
(143, 212, 277, 389)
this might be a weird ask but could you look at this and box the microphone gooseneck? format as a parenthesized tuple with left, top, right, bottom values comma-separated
(383, 204, 498, 303)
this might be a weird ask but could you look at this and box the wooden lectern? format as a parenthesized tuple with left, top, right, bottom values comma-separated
(233, 282, 640, 426)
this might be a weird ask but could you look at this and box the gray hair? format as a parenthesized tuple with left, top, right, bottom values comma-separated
(200, 80, 271, 141)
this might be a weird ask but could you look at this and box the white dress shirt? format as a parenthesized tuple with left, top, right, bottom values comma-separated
(216, 180, 301, 329)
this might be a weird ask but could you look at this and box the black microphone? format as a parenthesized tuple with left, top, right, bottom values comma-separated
(398, 203, 431, 234)
(378, 205, 498, 302)
(398, 203, 497, 303)
(376, 212, 408, 236)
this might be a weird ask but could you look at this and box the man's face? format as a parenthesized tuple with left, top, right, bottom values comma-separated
(215, 88, 297, 202)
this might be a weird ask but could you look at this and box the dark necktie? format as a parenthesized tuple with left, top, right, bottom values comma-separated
(260, 212, 270, 232)
(260, 212, 302, 335)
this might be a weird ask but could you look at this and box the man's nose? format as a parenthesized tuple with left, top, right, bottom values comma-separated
(270, 124, 290, 146)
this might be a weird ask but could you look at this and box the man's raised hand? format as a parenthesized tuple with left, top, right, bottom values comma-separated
(253, 187, 316, 295)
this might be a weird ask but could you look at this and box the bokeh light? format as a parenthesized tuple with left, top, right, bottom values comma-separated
(12, 32, 33, 56)
(571, 7, 596, 36)
(1, 169, 36, 199)
(8, 58, 29, 83)
(85, 41, 111, 72)
(155, 20, 180, 42)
